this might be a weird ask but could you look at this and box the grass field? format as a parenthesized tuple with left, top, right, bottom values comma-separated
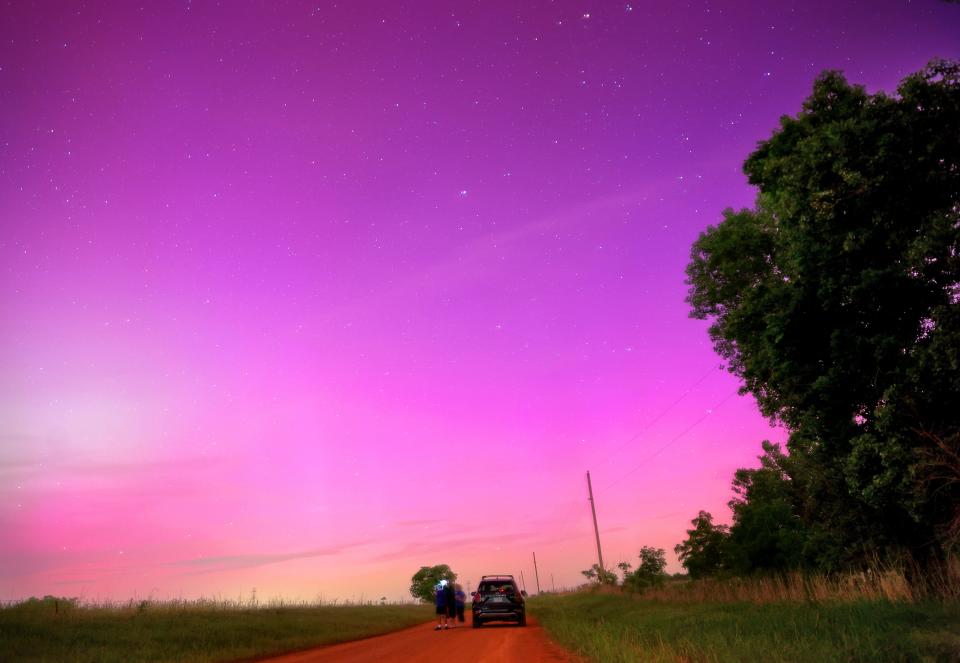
(0, 597, 433, 662)
(531, 591, 960, 663)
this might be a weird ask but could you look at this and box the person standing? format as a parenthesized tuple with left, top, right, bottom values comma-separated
(443, 579, 457, 628)
(434, 580, 449, 630)
(454, 584, 466, 624)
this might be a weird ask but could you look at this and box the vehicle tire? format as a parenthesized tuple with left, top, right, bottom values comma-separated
(473, 617, 481, 628)
(518, 613, 526, 627)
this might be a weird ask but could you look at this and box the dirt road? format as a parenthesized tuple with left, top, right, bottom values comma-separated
(258, 618, 580, 663)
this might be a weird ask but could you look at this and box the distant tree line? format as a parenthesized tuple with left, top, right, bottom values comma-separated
(676, 59, 960, 577)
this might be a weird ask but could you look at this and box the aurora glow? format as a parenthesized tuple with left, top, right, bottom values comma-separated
(2, 1, 958, 602)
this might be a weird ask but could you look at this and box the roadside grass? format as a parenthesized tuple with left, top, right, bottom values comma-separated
(626, 557, 960, 604)
(531, 593, 960, 662)
(0, 597, 433, 663)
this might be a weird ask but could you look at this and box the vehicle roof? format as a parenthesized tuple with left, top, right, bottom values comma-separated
(479, 575, 515, 581)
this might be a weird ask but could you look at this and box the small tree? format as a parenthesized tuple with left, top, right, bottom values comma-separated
(580, 563, 617, 585)
(409, 564, 456, 603)
(674, 511, 730, 578)
(623, 546, 668, 591)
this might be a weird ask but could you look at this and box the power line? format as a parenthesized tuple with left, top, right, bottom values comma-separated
(599, 389, 739, 494)
(597, 365, 719, 468)
(549, 366, 722, 532)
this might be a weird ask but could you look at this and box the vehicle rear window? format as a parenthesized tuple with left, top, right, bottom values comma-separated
(479, 581, 516, 593)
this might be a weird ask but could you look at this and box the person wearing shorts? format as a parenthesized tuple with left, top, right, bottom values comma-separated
(434, 581, 449, 630)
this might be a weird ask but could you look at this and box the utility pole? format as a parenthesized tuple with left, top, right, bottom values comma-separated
(520, 570, 527, 592)
(551, 574, 555, 592)
(587, 470, 605, 575)
(532, 552, 541, 594)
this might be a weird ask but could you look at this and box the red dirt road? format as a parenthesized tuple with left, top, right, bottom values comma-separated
(258, 618, 581, 663)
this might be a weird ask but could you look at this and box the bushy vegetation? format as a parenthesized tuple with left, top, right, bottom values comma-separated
(620, 547, 669, 592)
(583, 548, 670, 593)
(0, 596, 432, 663)
(581, 563, 618, 585)
(680, 59, 960, 575)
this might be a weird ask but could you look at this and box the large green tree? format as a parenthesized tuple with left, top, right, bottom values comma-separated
(409, 564, 456, 603)
(686, 60, 960, 562)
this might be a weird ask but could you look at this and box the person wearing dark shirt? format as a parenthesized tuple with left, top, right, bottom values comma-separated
(454, 584, 466, 623)
(434, 581, 449, 630)
(443, 580, 457, 628)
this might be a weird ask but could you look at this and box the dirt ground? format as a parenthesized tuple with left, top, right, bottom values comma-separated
(257, 617, 581, 663)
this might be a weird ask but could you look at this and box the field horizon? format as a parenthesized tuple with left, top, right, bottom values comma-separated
(5, 565, 959, 662)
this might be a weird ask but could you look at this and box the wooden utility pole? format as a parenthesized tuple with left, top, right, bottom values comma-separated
(586, 471, 605, 575)
(520, 570, 527, 592)
(532, 552, 541, 594)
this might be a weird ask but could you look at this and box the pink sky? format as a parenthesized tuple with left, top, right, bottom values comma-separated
(2, 1, 959, 602)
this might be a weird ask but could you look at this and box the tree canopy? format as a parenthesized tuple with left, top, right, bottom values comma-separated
(675, 510, 730, 578)
(622, 546, 668, 591)
(409, 564, 456, 603)
(685, 60, 960, 565)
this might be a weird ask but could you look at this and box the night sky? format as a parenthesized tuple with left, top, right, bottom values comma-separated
(2, 1, 958, 602)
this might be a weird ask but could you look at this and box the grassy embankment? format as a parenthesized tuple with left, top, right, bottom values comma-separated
(531, 565, 960, 662)
(0, 597, 433, 663)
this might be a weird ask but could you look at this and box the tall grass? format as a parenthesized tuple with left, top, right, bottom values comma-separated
(532, 593, 960, 663)
(617, 556, 960, 604)
(0, 596, 433, 663)
(531, 560, 960, 663)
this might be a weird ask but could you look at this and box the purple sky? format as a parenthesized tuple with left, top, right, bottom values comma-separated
(2, 1, 958, 602)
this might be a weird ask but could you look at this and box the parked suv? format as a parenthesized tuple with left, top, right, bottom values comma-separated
(471, 575, 526, 627)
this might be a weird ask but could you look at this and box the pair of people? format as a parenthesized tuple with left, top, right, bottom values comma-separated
(434, 580, 466, 630)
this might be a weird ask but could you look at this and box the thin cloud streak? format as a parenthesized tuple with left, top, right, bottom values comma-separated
(172, 542, 372, 574)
